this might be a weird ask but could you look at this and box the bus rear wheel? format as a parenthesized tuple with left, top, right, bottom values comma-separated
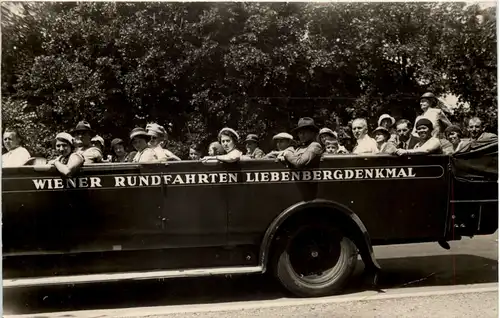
(272, 223, 357, 297)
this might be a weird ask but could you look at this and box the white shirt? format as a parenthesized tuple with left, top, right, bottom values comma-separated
(413, 108, 450, 138)
(353, 134, 378, 154)
(2, 146, 31, 167)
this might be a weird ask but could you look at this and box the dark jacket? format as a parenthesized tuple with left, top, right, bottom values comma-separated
(397, 136, 419, 150)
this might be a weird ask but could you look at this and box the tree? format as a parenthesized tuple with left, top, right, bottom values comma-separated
(2, 2, 496, 157)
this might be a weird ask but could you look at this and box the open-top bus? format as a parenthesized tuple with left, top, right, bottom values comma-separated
(3, 145, 497, 297)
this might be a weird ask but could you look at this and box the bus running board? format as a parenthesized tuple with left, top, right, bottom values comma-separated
(3, 266, 264, 288)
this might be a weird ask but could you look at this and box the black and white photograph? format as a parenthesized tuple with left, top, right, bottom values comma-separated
(1, 1, 498, 317)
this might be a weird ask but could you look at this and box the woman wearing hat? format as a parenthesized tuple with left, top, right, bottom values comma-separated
(201, 127, 242, 163)
(263, 132, 295, 159)
(243, 134, 265, 159)
(396, 118, 442, 155)
(90, 135, 110, 162)
(445, 125, 466, 153)
(49, 132, 84, 176)
(130, 128, 157, 163)
(372, 127, 397, 154)
(72, 121, 103, 164)
(318, 127, 348, 154)
(146, 123, 181, 162)
(378, 114, 398, 144)
(277, 117, 323, 168)
(110, 138, 136, 163)
(412, 92, 452, 138)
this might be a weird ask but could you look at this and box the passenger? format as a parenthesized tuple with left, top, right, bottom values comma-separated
(146, 123, 181, 161)
(2, 127, 31, 167)
(337, 127, 354, 153)
(445, 125, 466, 153)
(49, 132, 84, 177)
(207, 141, 225, 156)
(110, 138, 136, 162)
(71, 121, 103, 164)
(318, 127, 337, 145)
(372, 127, 397, 154)
(277, 117, 323, 168)
(130, 127, 158, 163)
(396, 118, 441, 155)
(91, 135, 108, 162)
(201, 127, 242, 163)
(146, 123, 181, 162)
(318, 128, 348, 154)
(395, 119, 419, 150)
(412, 92, 452, 138)
(351, 118, 378, 154)
(377, 114, 398, 144)
(264, 132, 295, 159)
(189, 144, 202, 160)
(467, 117, 497, 141)
(91, 135, 105, 152)
(243, 134, 265, 159)
(322, 140, 340, 156)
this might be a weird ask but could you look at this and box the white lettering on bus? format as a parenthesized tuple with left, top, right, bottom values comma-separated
(151, 175, 161, 186)
(115, 176, 125, 187)
(30, 167, 424, 190)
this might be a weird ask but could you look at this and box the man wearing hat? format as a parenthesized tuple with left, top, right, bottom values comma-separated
(263, 132, 295, 159)
(146, 123, 181, 162)
(277, 117, 323, 168)
(351, 118, 378, 154)
(72, 121, 103, 164)
(243, 134, 265, 159)
(412, 92, 452, 138)
(396, 118, 442, 155)
(130, 127, 157, 163)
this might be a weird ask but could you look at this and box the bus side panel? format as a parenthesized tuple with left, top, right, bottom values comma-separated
(2, 163, 229, 255)
(226, 156, 449, 246)
(2, 166, 165, 254)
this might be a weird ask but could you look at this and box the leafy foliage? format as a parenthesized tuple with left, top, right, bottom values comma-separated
(2, 2, 496, 157)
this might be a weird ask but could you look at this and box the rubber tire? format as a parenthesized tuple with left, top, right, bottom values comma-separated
(272, 226, 358, 297)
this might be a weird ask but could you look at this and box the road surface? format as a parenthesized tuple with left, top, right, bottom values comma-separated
(3, 233, 498, 317)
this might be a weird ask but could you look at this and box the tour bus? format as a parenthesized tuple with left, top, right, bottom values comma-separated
(2, 143, 498, 297)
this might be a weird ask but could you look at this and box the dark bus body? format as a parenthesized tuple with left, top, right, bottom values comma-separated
(2, 155, 497, 297)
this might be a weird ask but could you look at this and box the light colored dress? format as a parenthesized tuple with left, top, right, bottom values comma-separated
(413, 137, 442, 154)
(133, 148, 157, 163)
(412, 108, 451, 138)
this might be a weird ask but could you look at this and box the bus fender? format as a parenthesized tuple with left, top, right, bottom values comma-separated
(259, 199, 381, 275)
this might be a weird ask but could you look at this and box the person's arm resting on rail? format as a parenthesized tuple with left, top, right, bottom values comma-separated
(396, 138, 441, 155)
(215, 150, 241, 163)
(283, 142, 322, 169)
(53, 153, 84, 177)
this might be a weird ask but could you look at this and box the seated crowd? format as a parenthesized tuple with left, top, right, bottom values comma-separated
(1, 92, 497, 176)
